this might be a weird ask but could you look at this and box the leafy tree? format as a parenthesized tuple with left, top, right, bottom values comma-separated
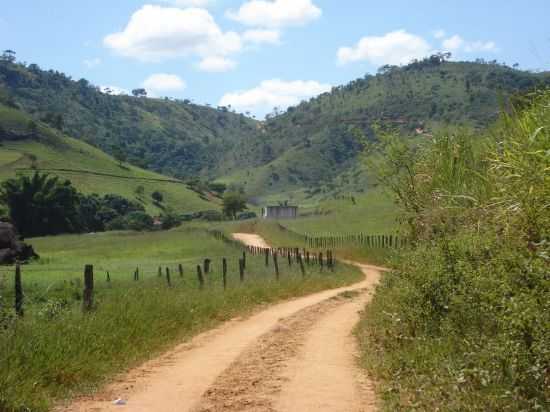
(125, 211, 154, 231)
(112, 147, 126, 166)
(222, 192, 247, 219)
(131, 88, 147, 98)
(151, 191, 163, 203)
(1, 173, 81, 237)
(1, 50, 16, 63)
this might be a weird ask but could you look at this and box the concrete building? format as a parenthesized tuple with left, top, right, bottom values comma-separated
(262, 205, 298, 219)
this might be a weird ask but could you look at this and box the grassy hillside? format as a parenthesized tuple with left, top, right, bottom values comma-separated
(2, 57, 549, 201)
(0, 60, 264, 180)
(0, 104, 217, 215)
(221, 59, 550, 198)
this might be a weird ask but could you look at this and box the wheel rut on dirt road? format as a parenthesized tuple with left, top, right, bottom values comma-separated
(60, 233, 379, 412)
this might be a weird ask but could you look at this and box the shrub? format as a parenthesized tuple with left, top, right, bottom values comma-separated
(359, 90, 550, 410)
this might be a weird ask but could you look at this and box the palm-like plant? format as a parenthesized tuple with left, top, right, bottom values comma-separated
(1, 172, 80, 237)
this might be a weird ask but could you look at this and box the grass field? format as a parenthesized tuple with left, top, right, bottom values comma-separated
(0, 226, 361, 411)
(0, 104, 217, 215)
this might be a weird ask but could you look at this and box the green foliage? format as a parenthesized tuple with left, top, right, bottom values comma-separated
(222, 192, 247, 219)
(1, 59, 548, 200)
(1, 172, 81, 237)
(151, 190, 163, 203)
(0, 103, 217, 214)
(358, 90, 550, 410)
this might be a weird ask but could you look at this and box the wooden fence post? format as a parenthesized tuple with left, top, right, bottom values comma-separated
(239, 259, 245, 283)
(298, 254, 306, 278)
(265, 248, 269, 267)
(222, 258, 227, 290)
(83, 264, 94, 312)
(242, 252, 246, 270)
(134, 267, 139, 281)
(204, 259, 211, 275)
(158, 266, 162, 277)
(287, 251, 292, 267)
(166, 267, 171, 287)
(197, 265, 205, 289)
(14, 263, 23, 317)
(178, 264, 184, 278)
(319, 252, 324, 270)
(273, 252, 280, 281)
(106, 271, 111, 282)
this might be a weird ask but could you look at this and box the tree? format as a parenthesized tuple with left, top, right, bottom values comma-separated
(1, 50, 16, 63)
(112, 147, 126, 166)
(151, 191, 163, 203)
(222, 192, 247, 219)
(1, 173, 81, 237)
(131, 88, 147, 98)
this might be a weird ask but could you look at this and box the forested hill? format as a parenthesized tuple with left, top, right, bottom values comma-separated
(1, 57, 549, 199)
(221, 58, 550, 198)
(0, 60, 265, 179)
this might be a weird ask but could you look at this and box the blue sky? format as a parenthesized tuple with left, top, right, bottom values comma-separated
(1, 0, 549, 117)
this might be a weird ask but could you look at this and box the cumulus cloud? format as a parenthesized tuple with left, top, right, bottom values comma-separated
(442, 34, 497, 53)
(337, 30, 432, 66)
(243, 29, 281, 45)
(219, 79, 331, 117)
(227, 0, 322, 28)
(100, 85, 129, 95)
(142, 73, 187, 94)
(83, 58, 101, 69)
(198, 56, 237, 72)
(104, 5, 242, 62)
(433, 29, 446, 39)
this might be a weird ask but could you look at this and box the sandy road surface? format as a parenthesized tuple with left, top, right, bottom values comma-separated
(60, 233, 380, 412)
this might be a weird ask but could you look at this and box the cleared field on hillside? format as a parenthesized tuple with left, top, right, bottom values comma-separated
(0, 104, 217, 215)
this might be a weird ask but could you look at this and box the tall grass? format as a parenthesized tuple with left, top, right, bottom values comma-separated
(0, 227, 361, 411)
(357, 90, 549, 410)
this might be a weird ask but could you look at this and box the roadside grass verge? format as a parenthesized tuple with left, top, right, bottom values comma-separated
(0, 227, 361, 412)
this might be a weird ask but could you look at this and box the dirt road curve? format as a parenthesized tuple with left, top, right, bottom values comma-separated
(61, 233, 380, 412)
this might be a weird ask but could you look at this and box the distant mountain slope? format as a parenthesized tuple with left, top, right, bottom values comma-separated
(0, 103, 217, 214)
(0, 60, 266, 180)
(1, 57, 549, 201)
(222, 59, 550, 198)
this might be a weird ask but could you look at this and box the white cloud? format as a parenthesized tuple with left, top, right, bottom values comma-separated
(219, 79, 331, 117)
(160, 0, 212, 7)
(83, 58, 101, 69)
(433, 29, 446, 39)
(337, 30, 432, 66)
(442, 34, 498, 53)
(227, 0, 322, 28)
(442, 34, 464, 51)
(104, 5, 242, 62)
(142, 73, 187, 94)
(198, 56, 237, 72)
(243, 29, 281, 45)
(100, 85, 129, 95)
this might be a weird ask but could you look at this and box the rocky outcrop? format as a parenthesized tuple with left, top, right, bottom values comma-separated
(0, 222, 38, 264)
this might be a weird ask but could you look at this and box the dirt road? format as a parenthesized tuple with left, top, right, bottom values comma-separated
(62, 234, 380, 412)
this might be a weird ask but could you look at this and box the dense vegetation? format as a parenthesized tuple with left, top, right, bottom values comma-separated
(358, 91, 549, 410)
(0, 102, 217, 215)
(2, 55, 548, 200)
(221, 57, 550, 198)
(0, 58, 262, 180)
(0, 227, 361, 411)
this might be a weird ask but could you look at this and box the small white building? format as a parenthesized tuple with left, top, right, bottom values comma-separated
(262, 205, 298, 219)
